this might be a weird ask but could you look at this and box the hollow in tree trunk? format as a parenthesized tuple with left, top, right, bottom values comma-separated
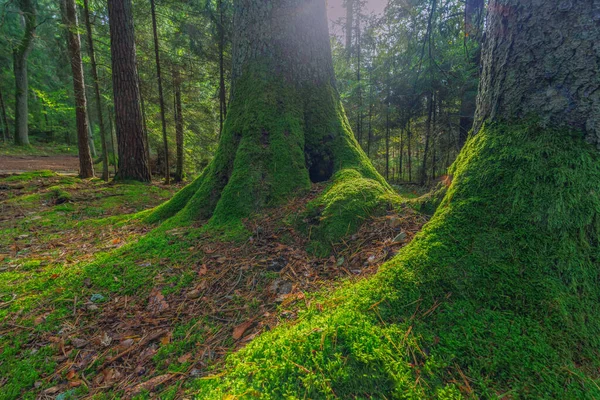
(61, 0, 95, 178)
(148, 0, 390, 247)
(13, 0, 36, 146)
(107, 0, 152, 182)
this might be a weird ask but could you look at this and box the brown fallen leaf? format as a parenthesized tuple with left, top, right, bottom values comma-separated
(233, 319, 255, 340)
(177, 353, 192, 363)
(128, 374, 173, 395)
(66, 369, 77, 380)
(198, 264, 208, 276)
(147, 288, 169, 314)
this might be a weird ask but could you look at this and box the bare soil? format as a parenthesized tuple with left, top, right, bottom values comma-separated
(0, 155, 80, 174)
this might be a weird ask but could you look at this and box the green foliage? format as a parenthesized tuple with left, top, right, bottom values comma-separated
(193, 121, 600, 398)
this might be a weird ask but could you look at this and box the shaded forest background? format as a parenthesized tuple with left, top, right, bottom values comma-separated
(0, 0, 483, 186)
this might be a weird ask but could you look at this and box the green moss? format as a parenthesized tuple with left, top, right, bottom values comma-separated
(410, 182, 447, 215)
(194, 121, 600, 398)
(302, 169, 399, 256)
(1, 170, 55, 182)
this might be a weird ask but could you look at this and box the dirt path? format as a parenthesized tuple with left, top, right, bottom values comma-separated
(0, 155, 80, 174)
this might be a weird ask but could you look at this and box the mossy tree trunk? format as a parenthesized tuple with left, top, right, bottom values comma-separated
(148, 0, 389, 236)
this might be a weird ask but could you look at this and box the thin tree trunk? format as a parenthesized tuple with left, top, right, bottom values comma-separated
(0, 88, 8, 142)
(218, 0, 227, 137)
(173, 67, 184, 183)
(109, 111, 118, 176)
(86, 98, 97, 158)
(150, 0, 170, 184)
(385, 97, 390, 181)
(407, 120, 412, 183)
(13, 0, 36, 146)
(83, 0, 109, 181)
(420, 91, 433, 186)
(367, 71, 373, 158)
(61, 0, 95, 178)
(398, 127, 404, 181)
(345, 0, 353, 57)
(107, 0, 152, 182)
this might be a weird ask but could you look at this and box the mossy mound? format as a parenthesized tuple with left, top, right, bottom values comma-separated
(194, 122, 600, 398)
(301, 168, 399, 256)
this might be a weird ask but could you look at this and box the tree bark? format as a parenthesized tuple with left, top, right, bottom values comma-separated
(474, 0, 600, 145)
(148, 0, 388, 228)
(13, 0, 36, 146)
(61, 0, 95, 178)
(150, 0, 170, 184)
(83, 0, 110, 181)
(107, 0, 152, 182)
(173, 67, 184, 183)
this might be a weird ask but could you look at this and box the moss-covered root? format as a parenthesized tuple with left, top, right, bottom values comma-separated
(410, 182, 448, 215)
(194, 122, 600, 399)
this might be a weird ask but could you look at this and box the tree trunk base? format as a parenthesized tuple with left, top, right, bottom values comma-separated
(146, 67, 392, 247)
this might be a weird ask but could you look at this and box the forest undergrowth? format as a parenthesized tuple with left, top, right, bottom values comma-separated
(0, 171, 426, 399)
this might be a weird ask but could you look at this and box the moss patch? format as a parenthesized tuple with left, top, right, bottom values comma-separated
(193, 121, 600, 398)
(301, 169, 399, 256)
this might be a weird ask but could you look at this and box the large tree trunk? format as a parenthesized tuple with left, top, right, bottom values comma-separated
(82, 0, 110, 181)
(474, 0, 600, 145)
(202, 1, 600, 398)
(150, 0, 170, 184)
(107, 0, 152, 182)
(13, 0, 36, 146)
(148, 0, 389, 243)
(61, 0, 95, 179)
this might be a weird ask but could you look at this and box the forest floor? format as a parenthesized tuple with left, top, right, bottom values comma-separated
(0, 155, 80, 174)
(0, 171, 428, 399)
(0, 141, 84, 175)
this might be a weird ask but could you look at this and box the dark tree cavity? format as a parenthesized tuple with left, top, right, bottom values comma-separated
(148, 0, 391, 242)
(107, 0, 152, 182)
